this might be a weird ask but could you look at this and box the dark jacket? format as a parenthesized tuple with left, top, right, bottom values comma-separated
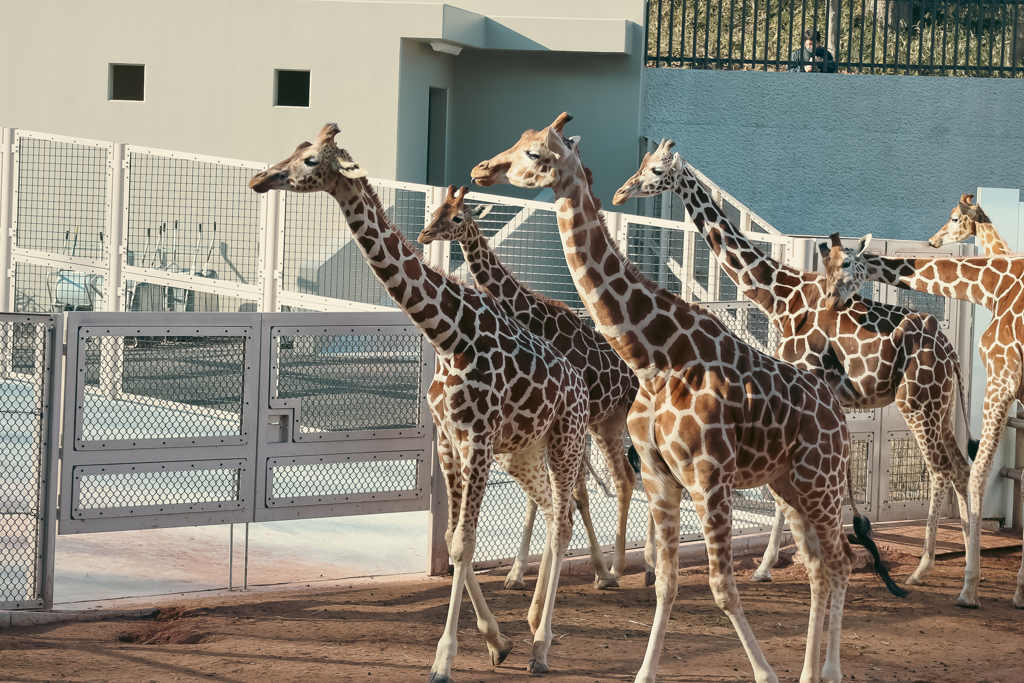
(787, 46, 837, 73)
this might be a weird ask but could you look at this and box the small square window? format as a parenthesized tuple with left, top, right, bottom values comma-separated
(109, 64, 145, 101)
(275, 70, 310, 107)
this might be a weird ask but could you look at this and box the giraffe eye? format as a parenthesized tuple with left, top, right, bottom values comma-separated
(452, 216, 463, 224)
(651, 168, 664, 176)
(304, 157, 319, 167)
(842, 258, 851, 268)
(525, 151, 540, 161)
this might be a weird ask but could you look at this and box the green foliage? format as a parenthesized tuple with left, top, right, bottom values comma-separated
(645, 0, 1024, 76)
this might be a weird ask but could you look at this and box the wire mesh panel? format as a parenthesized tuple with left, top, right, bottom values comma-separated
(891, 288, 949, 324)
(71, 460, 246, 519)
(74, 331, 249, 448)
(705, 305, 782, 358)
(14, 133, 111, 261)
(280, 182, 427, 307)
(124, 148, 264, 292)
(847, 436, 871, 507)
(271, 329, 425, 438)
(266, 452, 424, 507)
(886, 433, 930, 503)
(0, 315, 59, 609)
(454, 198, 582, 307)
(60, 313, 260, 533)
(122, 278, 257, 314)
(14, 262, 106, 314)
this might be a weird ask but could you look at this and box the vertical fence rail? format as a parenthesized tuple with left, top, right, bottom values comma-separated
(646, 0, 1024, 76)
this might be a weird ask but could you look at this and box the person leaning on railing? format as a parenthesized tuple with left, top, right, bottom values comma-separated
(787, 29, 837, 73)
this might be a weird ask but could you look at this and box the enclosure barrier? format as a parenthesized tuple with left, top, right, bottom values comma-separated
(645, 0, 1024, 77)
(0, 126, 980, 607)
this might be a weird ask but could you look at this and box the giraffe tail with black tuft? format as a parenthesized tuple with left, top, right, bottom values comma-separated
(950, 346, 979, 464)
(846, 464, 910, 598)
(627, 444, 641, 474)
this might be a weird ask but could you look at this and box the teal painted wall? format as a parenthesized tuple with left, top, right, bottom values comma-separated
(643, 68, 1024, 240)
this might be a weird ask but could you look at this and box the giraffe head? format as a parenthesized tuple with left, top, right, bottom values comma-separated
(819, 232, 872, 311)
(928, 193, 989, 248)
(417, 185, 493, 245)
(248, 123, 367, 194)
(611, 139, 685, 205)
(470, 112, 580, 190)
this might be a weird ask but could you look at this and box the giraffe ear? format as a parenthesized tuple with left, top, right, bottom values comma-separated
(855, 234, 873, 257)
(965, 206, 980, 220)
(543, 126, 564, 158)
(670, 152, 684, 171)
(565, 135, 581, 149)
(470, 204, 493, 220)
(331, 155, 367, 178)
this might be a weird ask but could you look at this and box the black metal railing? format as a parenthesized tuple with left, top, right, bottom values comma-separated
(645, 0, 1024, 76)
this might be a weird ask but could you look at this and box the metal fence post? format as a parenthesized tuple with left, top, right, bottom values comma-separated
(1013, 409, 1024, 531)
(426, 427, 449, 576)
(0, 128, 14, 313)
(263, 190, 283, 312)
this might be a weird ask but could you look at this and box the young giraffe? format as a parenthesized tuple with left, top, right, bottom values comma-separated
(928, 193, 1012, 255)
(248, 124, 591, 680)
(614, 140, 976, 587)
(471, 113, 905, 683)
(825, 233, 1024, 609)
(419, 185, 644, 590)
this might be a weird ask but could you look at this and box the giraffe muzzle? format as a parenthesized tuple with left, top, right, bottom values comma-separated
(248, 169, 285, 193)
(470, 161, 507, 188)
(612, 185, 638, 206)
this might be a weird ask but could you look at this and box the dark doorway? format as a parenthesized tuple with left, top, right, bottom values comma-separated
(426, 88, 448, 186)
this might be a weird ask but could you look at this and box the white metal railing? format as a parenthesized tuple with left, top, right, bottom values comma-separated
(0, 127, 801, 320)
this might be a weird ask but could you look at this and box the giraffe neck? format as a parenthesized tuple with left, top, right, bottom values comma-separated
(458, 230, 546, 329)
(327, 178, 476, 353)
(552, 165, 684, 375)
(670, 168, 807, 314)
(862, 252, 1004, 310)
(974, 221, 1011, 256)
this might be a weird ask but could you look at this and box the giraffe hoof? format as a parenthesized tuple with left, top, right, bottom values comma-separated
(503, 578, 527, 590)
(645, 570, 656, 588)
(748, 571, 773, 583)
(1012, 596, 1024, 610)
(491, 638, 514, 667)
(595, 576, 619, 590)
(527, 659, 550, 675)
(955, 596, 980, 609)
(427, 673, 454, 683)
(904, 574, 926, 586)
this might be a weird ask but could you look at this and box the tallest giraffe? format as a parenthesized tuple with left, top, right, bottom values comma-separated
(472, 113, 905, 683)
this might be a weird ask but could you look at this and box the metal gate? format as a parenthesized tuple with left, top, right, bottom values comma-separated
(254, 312, 434, 522)
(0, 313, 61, 609)
(59, 312, 261, 533)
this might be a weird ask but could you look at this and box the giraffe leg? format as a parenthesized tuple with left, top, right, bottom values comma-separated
(591, 422, 634, 586)
(525, 420, 586, 675)
(643, 508, 657, 587)
(958, 383, 1017, 608)
(504, 498, 538, 590)
(429, 439, 506, 683)
(906, 476, 950, 586)
(463, 570, 514, 666)
(749, 502, 787, 582)
(693, 492, 779, 683)
(632, 464, 683, 683)
(572, 458, 618, 589)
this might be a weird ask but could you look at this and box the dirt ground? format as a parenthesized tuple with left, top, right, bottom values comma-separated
(2, 546, 1022, 683)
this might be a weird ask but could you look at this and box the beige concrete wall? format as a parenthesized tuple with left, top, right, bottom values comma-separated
(0, 0, 644, 184)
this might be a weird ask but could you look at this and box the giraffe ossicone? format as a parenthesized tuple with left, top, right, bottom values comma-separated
(615, 138, 975, 590)
(473, 113, 907, 683)
(249, 123, 593, 679)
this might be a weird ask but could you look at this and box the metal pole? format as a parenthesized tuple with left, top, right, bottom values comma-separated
(229, 523, 234, 590)
(243, 522, 250, 590)
(0, 128, 15, 313)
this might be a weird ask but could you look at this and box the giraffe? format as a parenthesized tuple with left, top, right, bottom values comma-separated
(471, 113, 906, 683)
(823, 233, 1024, 609)
(613, 139, 976, 587)
(928, 193, 1012, 255)
(419, 185, 645, 590)
(248, 124, 592, 680)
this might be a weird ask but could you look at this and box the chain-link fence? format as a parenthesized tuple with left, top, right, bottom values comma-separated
(0, 315, 58, 609)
